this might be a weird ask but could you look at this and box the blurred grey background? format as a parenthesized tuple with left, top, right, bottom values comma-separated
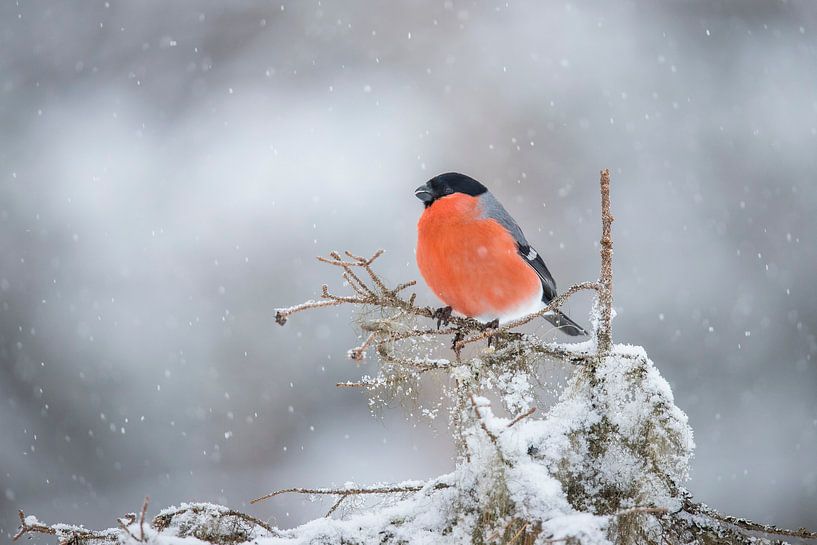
(1, 0, 816, 539)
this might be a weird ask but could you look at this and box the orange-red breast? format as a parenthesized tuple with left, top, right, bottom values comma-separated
(415, 172, 586, 336)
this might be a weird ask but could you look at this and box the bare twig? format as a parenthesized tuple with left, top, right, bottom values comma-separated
(139, 496, 150, 541)
(325, 495, 347, 517)
(250, 481, 450, 505)
(116, 517, 140, 542)
(13, 510, 56, 541)
(507, 406, 537, 428)
(376, 341, 453, 371)
(597, 168, 614, 355)
(525, 340, 594, 364)
(13, 509, 114, 543)
(275, 299, 344, 325)
(391, 280, 417, 295)
(348, 332, 377, 361)
(331, 251, 377, 298)
(687, 501, 817, 541)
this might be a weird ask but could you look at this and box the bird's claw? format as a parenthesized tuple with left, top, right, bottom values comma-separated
(484, 319, 500, 330)
(484, 319, 500, 347)
(451, 329, 464, 356)
(433, 306, 453, 329)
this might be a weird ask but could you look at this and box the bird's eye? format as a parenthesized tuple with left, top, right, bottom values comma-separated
(443, 187, 454, 194)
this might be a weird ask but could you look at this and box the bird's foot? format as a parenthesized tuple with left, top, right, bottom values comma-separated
(483, 318, 500, 330)
(432, 306, 453, 329)
(484, 319, 500, 347)
(451, 329, 464, 358)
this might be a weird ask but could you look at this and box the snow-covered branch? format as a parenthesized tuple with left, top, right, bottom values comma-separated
(16, 170, 817, 545)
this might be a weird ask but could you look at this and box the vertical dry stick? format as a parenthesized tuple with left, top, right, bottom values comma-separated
(139, 496, 150, 542)
(597, 168, 614, 356)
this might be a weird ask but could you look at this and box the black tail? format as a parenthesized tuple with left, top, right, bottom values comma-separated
(545, 310, 587, 336)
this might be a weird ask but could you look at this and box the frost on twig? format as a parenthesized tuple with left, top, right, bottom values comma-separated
(18, 170, 817, 545)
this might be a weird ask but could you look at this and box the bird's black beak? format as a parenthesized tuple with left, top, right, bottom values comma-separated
(414, 184, 434, 204)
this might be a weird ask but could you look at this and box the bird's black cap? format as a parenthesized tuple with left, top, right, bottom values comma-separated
(415, 172, 488, 207)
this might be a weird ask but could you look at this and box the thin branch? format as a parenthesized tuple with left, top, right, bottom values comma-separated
(13, 510, 56, 541)
(507, 406, 537, 428)
(687, 501, 817, 541)
(324, 251, 377, 299)
(275, 299, 344, 325)
(250, 481, 450, 505)
(525, 340, 594, 364)
(335, 368, 430, 389)
(13, 509, 115, 543)
(344, 250, 390, 294)
(348, 332, 377, 361)
(342, 271, 373, 298)
(116, 518, 140, 543)
(139, 496, 149, 542)
(325, 495, 347, 517)
(391, 280, 417, 295)
(597, 168, 614, 355)
(376, 341, 453, 371)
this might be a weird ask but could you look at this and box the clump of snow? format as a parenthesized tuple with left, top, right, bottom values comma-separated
(24, 514, 42, 526)
(525, 344, 695, 515)
(153, 502, 280, 542)
(495, 370, 534, 413)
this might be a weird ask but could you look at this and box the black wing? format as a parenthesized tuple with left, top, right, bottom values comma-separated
(517, 243, 558, 303)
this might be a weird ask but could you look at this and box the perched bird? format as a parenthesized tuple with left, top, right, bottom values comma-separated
(414, 172, 586, 336)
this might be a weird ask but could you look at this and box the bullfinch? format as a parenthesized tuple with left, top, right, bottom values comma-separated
(414, 172, 587, 336)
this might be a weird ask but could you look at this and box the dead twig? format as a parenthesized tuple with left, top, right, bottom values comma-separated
(391, 280, 417, 295)
(348, 332, 377, 361)
(139, 496, 150, 541)
(687, 501, 817, 541)
(275, 299, 344, 325)
(250, 481, 450, 505)
(13, 510, 56, 541)
(507, 406, 537, 428)
(597, 168, 614, 355)
(325, 495, 348, 517)
(13, 509, 115, 543)
(116, 516, 140, 543)
(376, 341, 453, 371)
